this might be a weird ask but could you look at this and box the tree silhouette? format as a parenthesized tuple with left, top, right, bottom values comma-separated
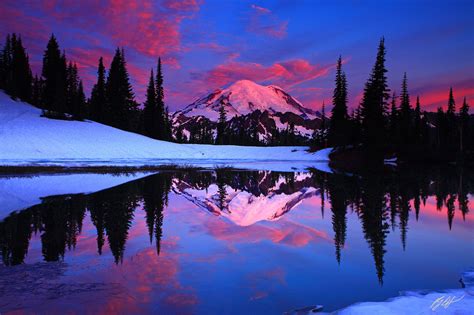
(327, 176, 348, 265)
(42, 34, 67, 114)
(329, 56, 349, 146)
(105, 48, 137, 131)
(142, 173, 172, 255)
(360, 38, 390, 158)
(89, 57, 107, 122)
(216, 102, 228, 145)
(143, 69, 157, 138)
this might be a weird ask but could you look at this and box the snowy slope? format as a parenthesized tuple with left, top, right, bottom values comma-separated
(175, 79, 318, 121)
(0, 91, 331, 170)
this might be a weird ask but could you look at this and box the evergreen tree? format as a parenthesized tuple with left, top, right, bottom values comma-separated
(10, 35, 32, 101)
(89, 57, 107, 122)
(447, 87, 456, 118)
(154, 57, 172, 140)
(143, 69, 156, 138)
(329, 56, 349, 146)
(76, 80, 86, 120)
(446, 87, 457, 150)
(399, 73, 410, 117)
(400, 72, 412, 145)
(216, 102, 227, 144)
(65, 62, 79, 115)
(360, 38, 390, 156)
(64, 62, 85, 119)
(105, 48, 137, 130)
(42, 34, 67, 113)
(0, 34, 32, 102)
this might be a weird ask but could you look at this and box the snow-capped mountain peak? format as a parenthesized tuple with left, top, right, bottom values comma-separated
(176, 79, 318, 121)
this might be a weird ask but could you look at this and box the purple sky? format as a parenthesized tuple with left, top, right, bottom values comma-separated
(1, 0, 473, 112)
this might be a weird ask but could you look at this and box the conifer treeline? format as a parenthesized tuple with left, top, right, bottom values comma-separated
(0, 33, 171, 138)
(322, 38, 473, 164)
(0, 34, 32, 102)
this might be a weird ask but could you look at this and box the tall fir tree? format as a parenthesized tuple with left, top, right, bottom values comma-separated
(155, 58, 165, 139)
(446, 87, 457, 149)
(155, 57, 171, 140)
(10, 35, 32, 102)
(216, 102, 227, 144)
(76, 80, 86, 120)
(42, 34, 67, 113)
(65, 62, 79, 115)
(105, 48, 137, 130)
(360, 38, 390, 156)
(0, 34, 32, 102)
(329, 56, 349, 146)
(143, 69, 156, 138)
(447, 87, 456, 117)
(399, 73, 412, 146)
(90, 57, 107, 122)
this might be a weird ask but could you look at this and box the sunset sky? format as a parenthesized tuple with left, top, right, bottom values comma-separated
(1, 0, 473, 112)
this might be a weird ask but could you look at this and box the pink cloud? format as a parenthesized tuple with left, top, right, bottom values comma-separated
(195, 59, 333, 91)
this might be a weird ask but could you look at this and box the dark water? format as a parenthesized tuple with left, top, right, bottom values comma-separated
(0, 167, 473, 314)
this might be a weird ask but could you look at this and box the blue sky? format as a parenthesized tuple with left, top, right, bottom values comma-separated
(1, 0, 472, 111)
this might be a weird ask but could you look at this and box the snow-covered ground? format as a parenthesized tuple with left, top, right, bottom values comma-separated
(0, 91, 331, 172)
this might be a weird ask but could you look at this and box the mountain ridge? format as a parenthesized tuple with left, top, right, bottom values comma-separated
(172, 80, 323, 144)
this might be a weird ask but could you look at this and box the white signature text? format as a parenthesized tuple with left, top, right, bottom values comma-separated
(430, 295, 465, 311)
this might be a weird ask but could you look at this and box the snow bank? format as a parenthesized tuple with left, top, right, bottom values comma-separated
(0, 92, 328, 171)
(0, 173, 149, 220)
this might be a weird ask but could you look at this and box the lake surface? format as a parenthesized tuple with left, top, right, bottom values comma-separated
(0, 167, 473, 314)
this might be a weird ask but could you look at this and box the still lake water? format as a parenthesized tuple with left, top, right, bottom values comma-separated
(0, 167, 472, 314)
